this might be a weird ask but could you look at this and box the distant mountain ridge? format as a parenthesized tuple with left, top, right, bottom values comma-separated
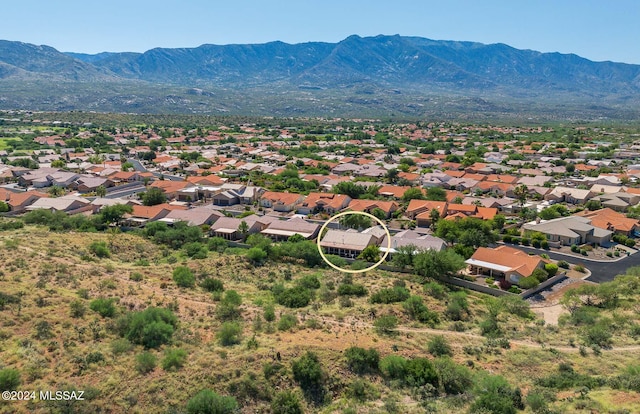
(1, 35, 639, 118)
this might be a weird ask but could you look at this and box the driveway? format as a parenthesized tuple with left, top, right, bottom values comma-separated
(505, 244, 640, 283)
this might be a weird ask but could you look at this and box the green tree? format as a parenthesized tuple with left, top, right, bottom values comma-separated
(51, 159, 66, 168)
(339, 213, 372, 230)
(514, 184, 528, 206)
(48, 185, 65, 197)
(141, 187, 167, 206)
(186, 389, 239, 414)
(95, 185, 107, 197)
(358, 245, 380, 262)
(413, 249, 466, 282)
(425, 187, 447, 201)
(402, 188, 424, 202)
(99, 204, 133, 224)
(0, 201, 9, 212)
(386, 168, 400, 184)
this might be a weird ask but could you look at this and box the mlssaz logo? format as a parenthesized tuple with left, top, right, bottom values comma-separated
(40, 391, 85, 401)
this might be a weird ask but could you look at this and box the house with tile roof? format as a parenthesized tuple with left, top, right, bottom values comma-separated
(298, 193, 351, 215)
(347, 199, 399, 218)
(575, 208, 640, 237)
(466, 245, 549, 284)
(260, 191, 305, 212)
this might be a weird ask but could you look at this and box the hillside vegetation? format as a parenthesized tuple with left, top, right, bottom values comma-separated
(1, 224, 639, 413)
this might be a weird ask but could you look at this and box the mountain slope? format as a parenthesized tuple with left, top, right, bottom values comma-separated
(0, 35, 639, 117)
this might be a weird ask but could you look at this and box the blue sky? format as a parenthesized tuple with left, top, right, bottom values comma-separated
(2, 0, 638, 64)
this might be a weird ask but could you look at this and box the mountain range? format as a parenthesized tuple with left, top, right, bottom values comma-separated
(1, 35, 639, 119)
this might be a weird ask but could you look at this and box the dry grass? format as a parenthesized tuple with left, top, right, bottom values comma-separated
(0, 226, 639, 413)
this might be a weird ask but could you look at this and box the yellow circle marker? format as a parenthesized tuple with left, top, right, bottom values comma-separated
(316, 210, 392, 274)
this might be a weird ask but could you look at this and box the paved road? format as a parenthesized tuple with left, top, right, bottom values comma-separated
(508, 244, 640, 283)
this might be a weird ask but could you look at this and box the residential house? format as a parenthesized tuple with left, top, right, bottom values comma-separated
(25, 195, 91, 213)
(522, 216, 612, 246)
(260, 191, 304, 212)
(379, 230, 446, 256)
(406, 199, 447, 220)
(124, 203, 184, 226)
(260, 217, 320, 241)
(575, 208, 640, 237)
(466, 245, 549, 284)
(318, 229, 379, 259)
(209, 215, 272, 241)
(544, 187, 594, 205)
(298, 193, 351, 215)
(0, 189, 49, 212)
(160, 206, 225, 227)
(347, 199, 399, 218)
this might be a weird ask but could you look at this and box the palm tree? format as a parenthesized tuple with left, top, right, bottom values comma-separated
(514, 184, 529, 207)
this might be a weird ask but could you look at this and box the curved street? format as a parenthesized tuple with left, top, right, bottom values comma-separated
(507, 244, 640, 283)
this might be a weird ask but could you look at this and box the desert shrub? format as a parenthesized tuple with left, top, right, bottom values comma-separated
(544, 263, 559, 276)
(344, 347, 380, 374)
(337, 283, 367, 296)
(263, 304, 276, 322)
(583, 323, 613, 348)
(370, 286, 410, 304)
(200, 278, 224, 292)
(424, 282, 448, 299)
(427, 335, 453, 357)
(519, 276, 540, 290)
(90, 298, 116, 318)
(129, 272, 143, 281)
(444, 292, 469, 321)
(246, 247, 267, 265)
(135, 351, 157, 374)
(123, 307, 178, 348)
(379, 355, 407, 379)
(69, 299, 86, 318)
(216, 290, 242, 321)
(571, 244, 579, 253)
(346, 379, 379, 402)
(162, 348, 187, 371)
(471, 374, 521, 414)
(535, 363, 602, 390)
(277, 314, 298, 331)
(404, 358, 438, 388)
(274, 285, 312, 308)
(89, 241, 110, 258)
(217, 322, 242, 346)
(173, 266, 195, 288)
(374, 315, 398, 336)
(186, 389, 238, 414)
(183, 242, 208, 259)
(403, 295, 439, 325)
(271, 390, 303, 414)
(574, 265, 586, 273)
(110, 338, 133, 355)
(0, 368, 21, 390)
(292, 351, 323, 391)
(433, 357, 473, 395)
(207, 237, 229, 253)
(498, 295, 533, 319)
(297, 274, 320, 290)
